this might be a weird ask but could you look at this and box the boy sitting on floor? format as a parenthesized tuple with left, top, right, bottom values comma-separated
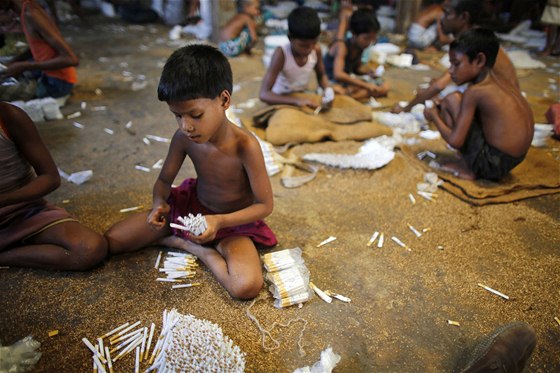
(423, 29, 534, 181)
(0, 102, 107, 270)
(218, 0, 260, 57)
(105, 44, 277, 300)
(324, 8, 389, 101)
(259, 6, 337, 109)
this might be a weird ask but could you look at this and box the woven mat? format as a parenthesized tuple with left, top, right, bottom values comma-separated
(401, 140, 560, 205)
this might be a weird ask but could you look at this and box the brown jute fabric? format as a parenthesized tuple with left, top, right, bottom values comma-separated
(400, 140, 560, 205)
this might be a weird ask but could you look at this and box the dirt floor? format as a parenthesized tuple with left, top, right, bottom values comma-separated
(1, 15, 559, 373)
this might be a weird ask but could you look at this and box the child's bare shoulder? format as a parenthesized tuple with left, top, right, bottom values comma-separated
(230, 124, 260, 152)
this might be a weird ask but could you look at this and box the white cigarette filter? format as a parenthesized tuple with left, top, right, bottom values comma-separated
(317, 236, 336, 247)
(309, 282, 333, 304)
(367, 231, 379, 247)
(477, 283, 509, 300)
(377, 233, 384, 248)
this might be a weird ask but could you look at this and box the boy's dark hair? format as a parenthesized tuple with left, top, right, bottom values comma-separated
(158, 44, 232, 102)
(450, 0, 480, 25)
(349, 8, 380, 35)
(288, 6, 321, 40)
(449, 28, 499, 67)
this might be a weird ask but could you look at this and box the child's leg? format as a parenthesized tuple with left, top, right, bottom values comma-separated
(105, 212, 172, 255)
(159, 235, 263, 300)
(0, 221, 107, 270)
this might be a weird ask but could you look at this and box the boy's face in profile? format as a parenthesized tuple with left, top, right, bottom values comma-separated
(354, 31, 377, 49)
(290, 38, 318, 58)
(167, 91, 229, 144)
(448, 49, 479, 85)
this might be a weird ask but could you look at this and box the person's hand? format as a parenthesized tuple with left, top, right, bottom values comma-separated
(391, 103, 406, 114)
(321, 87, 335, 107)
(295, 97, 318, 109)
(0, 61, 28, 78)
(147, 202, 170, 230)
(423, 103, 438, 122)
(368, 82, 389, 97)
(187, 214, 220, 244)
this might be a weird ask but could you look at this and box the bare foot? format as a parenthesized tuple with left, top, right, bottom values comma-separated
(439, 161, 475, 180)
(157, 235, 210, 259)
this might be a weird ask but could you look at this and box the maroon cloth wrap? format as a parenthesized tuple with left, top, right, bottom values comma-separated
(168, 178, 277, 248)
(0, 199, 73, 250)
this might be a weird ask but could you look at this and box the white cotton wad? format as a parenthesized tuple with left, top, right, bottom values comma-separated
(293, 347, 341, 373)
(0, 336, 42, 373)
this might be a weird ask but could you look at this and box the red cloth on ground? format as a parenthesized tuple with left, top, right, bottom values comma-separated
(168, 178, 277, 248)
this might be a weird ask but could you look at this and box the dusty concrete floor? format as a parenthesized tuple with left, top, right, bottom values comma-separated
(1, 16, 559, 373)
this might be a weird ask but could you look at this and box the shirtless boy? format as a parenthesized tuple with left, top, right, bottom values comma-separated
(393, 0, 518, 114)
(423, 29, 534, 180)
(407, 0, 453, 50)
(218, 0, 260, 57)
(105, 44, 277, 300)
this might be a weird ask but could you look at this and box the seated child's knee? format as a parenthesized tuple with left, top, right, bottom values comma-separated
(69, 234, 108, 270)
(229, 276, 263, 300)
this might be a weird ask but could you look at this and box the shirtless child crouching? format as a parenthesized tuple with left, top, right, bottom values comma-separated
(423, 28, 534, 180)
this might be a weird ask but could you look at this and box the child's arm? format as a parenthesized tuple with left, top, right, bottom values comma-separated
(259, 47, 317, 108)
(1, 5, 78, 78)
(0, 104, 60, 208)
(424, 90, 477, 149)
(190, 135, 273, 244)
(247, 17, 258, 47)
(393, 71, 452, 113)
(331, 43, 383, 95)
(314, 46, 331, 91)
(148, 130, 186, 229)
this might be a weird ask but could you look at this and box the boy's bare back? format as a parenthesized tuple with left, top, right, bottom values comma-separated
(464, 73, 533, 157)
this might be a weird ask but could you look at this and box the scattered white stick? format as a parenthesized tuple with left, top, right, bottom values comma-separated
(377, 233, 384, 248)
(82, 338, 107, 364)
(111, 321, 141, 340)
(144, 323, 155, 360)
(93, 355, 107, 373)
(391, 236, 408, 249)
(171, 283, 201, 289)
(97, 338, 105, 359)
(135, 346, 140, 373)
(477, 283, 509, 300)
(408, 193, 416, 204)
(135, 165, 150, 172)
(317, 236, 336, 247)
(309, 282, 333, 303)
(67, 111, 81, 119)
(367, 231, 379, 247)
(119, 206, 143, 213)
(103, 128, 114, 135)
(145, 135, 171, 143)
(154, 251, 163, 269)
(100, 322, 130, 339)
(407, 223, 422, 237)
(104, 346, 113, 373)
(72, 121, 84, 129)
